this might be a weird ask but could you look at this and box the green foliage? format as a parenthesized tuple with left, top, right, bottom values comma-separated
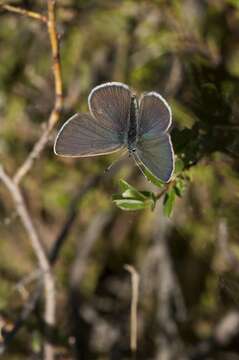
(163, 187, 176, 217)
(113, 173, 187, 216)
(113, 180, 156, 211)
(113, 156, 187, 215)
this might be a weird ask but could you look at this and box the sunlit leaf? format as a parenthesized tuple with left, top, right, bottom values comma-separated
(163, 189, 176, 217)
(119, 180, 147, 200)
(112, 198, 146, 211)
(113, 181, 157, 211)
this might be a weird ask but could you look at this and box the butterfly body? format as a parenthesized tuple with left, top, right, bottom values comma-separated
(54, 82, 174, 182)
(127, 95, 138, 153)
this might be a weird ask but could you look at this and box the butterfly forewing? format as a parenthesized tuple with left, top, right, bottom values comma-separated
(136, 134, 174, 182)
(88, 82, 131, 135)
(54, 113, 125, 157)
(138, 92, 172, 137)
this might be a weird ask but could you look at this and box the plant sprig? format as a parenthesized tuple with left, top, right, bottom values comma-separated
(112, 158, 188, 216)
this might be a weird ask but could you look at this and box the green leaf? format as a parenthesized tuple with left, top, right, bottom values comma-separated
(163, 189, 176, 217)
(119, 179, 131, 192)
(113, 198, 146, 211)
(139, 166, 165, 188)
(119, 180, 147, 200)
(113, 182, 157, 211)
(122, 188, 147, 201)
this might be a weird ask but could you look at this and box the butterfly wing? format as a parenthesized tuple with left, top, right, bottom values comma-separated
(54, 82, 131, 157)
(138, 92, 172, 136)
(54, 113, 125, 157)
(88, 82, 131, 135)
(135, 92, 174, 182)
(135, 134, 174, 182)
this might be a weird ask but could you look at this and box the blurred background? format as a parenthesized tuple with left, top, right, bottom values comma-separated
(0, 0, 239, 359)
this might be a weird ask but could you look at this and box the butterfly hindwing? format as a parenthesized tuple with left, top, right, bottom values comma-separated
(135, 134, 174, 182)
(136, 92, 174, 182)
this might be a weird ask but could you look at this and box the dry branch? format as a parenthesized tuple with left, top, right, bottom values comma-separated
(0, 0, 63, 185)
(0, 163, 123, 353)
(13, 0, 63, 184)
(0, 2, 47, 22)
(0, 166, 55, 360)
(0, 1, 64, 358)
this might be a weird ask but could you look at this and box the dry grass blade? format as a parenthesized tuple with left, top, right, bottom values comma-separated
(124, 264, 140, 354)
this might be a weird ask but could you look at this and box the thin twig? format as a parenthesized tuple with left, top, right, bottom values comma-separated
(0, 174, 103, 353)
(13, 0, 63, 184)
(0, 166, 55, 360)
(14, 269, 43, 294)
(0, 2, 47, 23)
(155, 180, 175, 200)
(13, 127, 52, 184)
(0, 167, 51, 277)
(124, 265, 140, 354)
(0, 2, 62, 357)
(47, 0, 63, 117)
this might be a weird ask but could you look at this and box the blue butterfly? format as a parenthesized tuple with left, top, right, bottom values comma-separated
(54, 82, 174, 182)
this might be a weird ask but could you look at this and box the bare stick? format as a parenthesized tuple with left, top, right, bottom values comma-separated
(0, 2, 47, 23)
(13, 0, 63, 184)
(0, 163, 124, 352)
(14, 126, 52, 184)
(0, 1, 62, 358)
(0, 166, 55, 360)
(124, 265, 140, 354)
(155, 180, 175, 200)
(0, 167, 51, 277)
(47, 0, 63, 117)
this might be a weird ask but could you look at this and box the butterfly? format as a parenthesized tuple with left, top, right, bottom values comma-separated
(54, 82, 174, 182)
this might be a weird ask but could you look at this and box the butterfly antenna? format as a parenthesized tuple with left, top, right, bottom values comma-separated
(104, 149, 128, 174)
